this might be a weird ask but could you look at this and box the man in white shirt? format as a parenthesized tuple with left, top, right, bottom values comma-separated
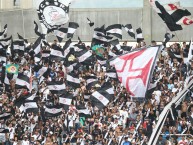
(21, 136, 30, 145)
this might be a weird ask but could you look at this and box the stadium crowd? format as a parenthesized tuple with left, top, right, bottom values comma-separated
(0, 39, 193, 145)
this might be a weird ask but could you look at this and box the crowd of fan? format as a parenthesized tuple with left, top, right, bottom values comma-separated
(0, 40, 193, 145)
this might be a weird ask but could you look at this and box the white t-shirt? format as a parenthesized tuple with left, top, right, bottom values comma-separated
(21, 140, 30, 145)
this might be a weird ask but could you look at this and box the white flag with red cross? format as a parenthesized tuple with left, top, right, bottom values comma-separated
(110, 46, 160, 98)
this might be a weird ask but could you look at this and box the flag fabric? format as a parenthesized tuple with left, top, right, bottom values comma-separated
(50, 45, 65, 61)
(14, 93, 36, 107)
(92, 25, 113, 47)
(121, 46, 132, 52)
(78, 36, 82, 44)
(106, 24, 122, 39)
(63, 39, 72, 51)
(0, 24, 7, 39)
(24, 101, 39, 113)
(148, 79, 193, 145)
(6, 64, 19, 74)
(67, 22, 79, 38)
(87, 18, 94, 27)
(77, 104, 91, 118)
(110, 46, 160, 98)
(0, 112, 11, 120)
(11, 40, 25, 54)
(44, 105, 63, 117)
(47, 81, 66, 94)
(85, 75, 98, 89)
(54, 27, 68, 42)
(96, 55, 107, 66)
(76, 49, 94, 65)
(59, 92, 73, 110)
(136, 28, 144, 43)
(0, 36, 12, 49)
(34, 65, 50, 78)
(108, 49, 118, 59)
(42, 50, 50, 59)
(188, 39, 193, 63)
(110, 39, 121, 51)
(34, 21, 45, 38)
(90, 82, 114, 109)
(105, 67, 117, 79)
(0, 49, 7, 63)
(15, 73, 30, 90)
(66, 72, 80, 88)
(33, 37, 42, 55)
(152, 1, 193, 31)
(17, 33, 28, 44)
(163, 33, 175, 46)
(123, 24, 135, 39)
(34, 53, 42, 64)
(37, 0, 72, 34)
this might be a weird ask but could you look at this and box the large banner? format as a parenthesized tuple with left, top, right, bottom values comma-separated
(36, 0, 74, 34)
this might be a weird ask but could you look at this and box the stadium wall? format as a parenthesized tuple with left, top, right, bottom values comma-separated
(0, 8, 193, 44)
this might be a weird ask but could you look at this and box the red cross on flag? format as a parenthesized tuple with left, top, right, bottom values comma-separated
(110, 46, 160, 97)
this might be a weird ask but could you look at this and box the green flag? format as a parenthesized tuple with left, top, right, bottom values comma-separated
(6, 64, 19, 74)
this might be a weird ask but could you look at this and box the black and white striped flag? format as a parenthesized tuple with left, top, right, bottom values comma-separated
(90, 82, 114, 109)
(0, 36, 12, 49)
(105, 67, 117, 79)
(15, 73, 30, 90)
(0, 112, 11, 120)
(35, 65, 50, 79)
(0, 49, 6, 63)
(0, 24, 7, 39)
(54, 27, 68, 42)
(24, 101, 39, 113)
(66, 72, 80, 88)
(123, 24, 135, 39)
(17, 33, 28, 44)
(96, 55, 107, 66)
(106, 24, 122, 39)
(136, 28, 144, 43)
(85, 75, 98, 90)
(77, 104, 91, 118)
(67, 22, 79, 38)
(42, 50, 50, 59)
(33, 37, 42, 55)
(50, 45, 65, 61)
(59, 92, 73, 110)
(76, 49, 94, 65)
(34, 21, 45, 38)
(44, 105, 63, 118)
(92, 25, 112, 46)
(12, 40, 24, 53)
(110, 39, 121, 51)
(47, 81, 66, 94)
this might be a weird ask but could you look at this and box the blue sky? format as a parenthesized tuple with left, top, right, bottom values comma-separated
(71, 0, 193, 8)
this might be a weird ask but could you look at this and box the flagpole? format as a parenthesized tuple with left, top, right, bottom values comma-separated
(29, 67, 32, 93)
(148, 79, 193, 145)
